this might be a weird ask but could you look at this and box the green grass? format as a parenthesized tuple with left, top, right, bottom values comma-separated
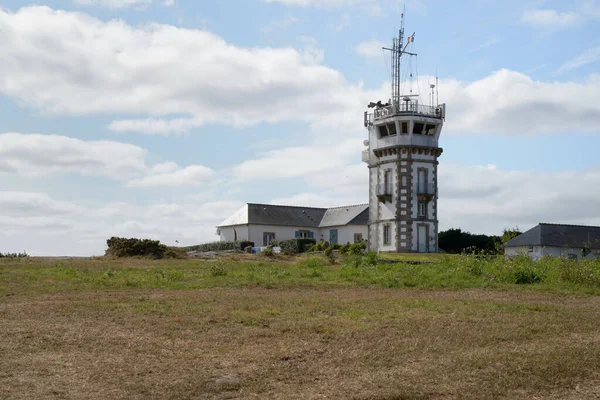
(2, 254, 600, 399)
(1, 253, 600, 296)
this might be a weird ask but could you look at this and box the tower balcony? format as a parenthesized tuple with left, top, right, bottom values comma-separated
(416, 183, 436, 200)
(376, 184, 393, 203)
(370, 102, 445, 122)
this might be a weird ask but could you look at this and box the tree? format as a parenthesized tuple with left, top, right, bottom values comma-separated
(501, 227, 522, 244)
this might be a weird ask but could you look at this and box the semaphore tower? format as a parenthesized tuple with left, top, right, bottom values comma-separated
(362, 12, 446, 253)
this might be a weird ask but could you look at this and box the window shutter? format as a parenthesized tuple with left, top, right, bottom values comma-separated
(309, 232, 314, 239)
(295, 231, 300, 238)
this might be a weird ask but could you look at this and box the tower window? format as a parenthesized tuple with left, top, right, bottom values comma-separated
(378, 125, 389, 138)
(384, 170, 391, 193)
(418, 202, 426, 217)
(401, 121, 409, 134)
(425, 124, 436, 135)
(383, 224, 391, 245)
(413, 122, 424, 134)
(387, 123, 397, 136)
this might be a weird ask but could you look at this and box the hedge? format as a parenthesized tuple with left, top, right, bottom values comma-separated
(106, 237, 168, 259)
(270, 238, 316, 254)
(184, 241, 254, 253)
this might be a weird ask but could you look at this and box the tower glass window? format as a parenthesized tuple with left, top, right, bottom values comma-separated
(384, 170, 391, 194)
(383, 224, 391, 244)
(418, 202, 426, 217)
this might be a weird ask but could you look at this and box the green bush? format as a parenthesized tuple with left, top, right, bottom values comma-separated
(340, 243, 351, 254)
(262, 247, 274, 257)
(106, 237, 168, 259)
(185, 241, 254, 252)
(271, 238, 316, 254)
(0, 251, 29, 258)
(349, 242, 367, 255)
(314, 240, 330, 251)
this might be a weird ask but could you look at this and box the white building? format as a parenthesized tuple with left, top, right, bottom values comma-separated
(362, 18, 446, 253)
(217, 203, 369, 246)
(505, 223, 600, 261)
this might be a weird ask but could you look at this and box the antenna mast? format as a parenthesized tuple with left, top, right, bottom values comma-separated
(383, 10, 417, 113)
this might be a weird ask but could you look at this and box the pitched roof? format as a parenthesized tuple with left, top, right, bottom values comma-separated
(506, 223, 600, 249)
(319, 204, 369, 227)
(217, 203, 369, 228)
(218, 203, 326, 228)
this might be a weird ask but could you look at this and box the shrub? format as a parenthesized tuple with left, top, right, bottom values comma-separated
(340, 243, 351, 254)
(0, 251, 29, 258)
(349, 242, 367, 255)
(106, 237, 168, 259)
(271, 238, 315, 254)
(185, 241, 254, 252)
(164, 247, 189, 259)
(210, 263, 228, 276)
(262, 247, 274, 257)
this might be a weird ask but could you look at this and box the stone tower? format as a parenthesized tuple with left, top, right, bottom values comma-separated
(362, 15, 446, 253)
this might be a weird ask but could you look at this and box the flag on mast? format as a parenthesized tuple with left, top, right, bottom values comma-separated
(407, 32, 415, 43)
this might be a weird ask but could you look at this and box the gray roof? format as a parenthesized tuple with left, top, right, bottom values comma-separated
(319, 204, 369, 227)
(506, 223, 600, 249)
(218, 203, 369, 228)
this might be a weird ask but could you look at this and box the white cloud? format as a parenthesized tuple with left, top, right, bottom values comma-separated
(557, 45, 600, 73)
(0, 133, 146, 178)
(127, 164, 214, 188)
(355, 39, 386, 59)
(438, 163, 600, 234)
(469, 36, 501, 54)
(331, 13, 350, 31)
(0, 6, 364, 135)
(73, 0, 153, 9)
(0, 133, 214, 188)
(264, 0, 366, 6)
(163, 0, 175, 6)
(438, 69, 600, 135)
(520, 9, 578, 30)
(0, 192, 244, 256)
(260, 16, 299, 33)
(231, 138, 362, 180)
(1, 6, 599, 139)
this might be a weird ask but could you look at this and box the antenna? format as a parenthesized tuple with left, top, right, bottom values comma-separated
(435, 66, 439, 106)
(382, 9, 417, 113)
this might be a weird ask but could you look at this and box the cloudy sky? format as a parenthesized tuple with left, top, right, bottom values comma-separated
(1, 0, 599, 255)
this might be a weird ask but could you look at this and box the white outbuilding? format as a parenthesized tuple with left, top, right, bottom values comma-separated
(217, 203, 369, 246)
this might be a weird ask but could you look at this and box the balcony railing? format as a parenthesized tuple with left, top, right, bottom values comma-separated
(376, 184, 393, 197)
(369, 102, 445, 122)
(416, 183, 436, 196)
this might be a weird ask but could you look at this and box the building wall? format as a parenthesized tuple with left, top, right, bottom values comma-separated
(247, 225, 318, 246)
(320, 225, 368, 245)
(506, 245, 600, 261)
(219, 225, 249, 242)
(505, 245, 543, 260)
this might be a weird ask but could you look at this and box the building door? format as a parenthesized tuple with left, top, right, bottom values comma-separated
(263, 232, 275, 246)
(417, 225, 427, 253)
(329, 229, 338, 245)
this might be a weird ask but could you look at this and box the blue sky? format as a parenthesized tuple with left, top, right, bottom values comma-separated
(1, 0, 600, 255)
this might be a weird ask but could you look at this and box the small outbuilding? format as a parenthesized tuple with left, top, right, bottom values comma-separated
(217, 203, 369, 246)
(505, 223, 600, 261)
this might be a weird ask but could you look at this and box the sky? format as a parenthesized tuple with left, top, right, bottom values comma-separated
(1, 0, 600, 256)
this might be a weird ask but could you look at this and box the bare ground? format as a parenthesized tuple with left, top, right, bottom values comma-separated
(2, 287, 600, 399)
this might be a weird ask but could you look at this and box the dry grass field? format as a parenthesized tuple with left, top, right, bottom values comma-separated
(1, 255, 600, 399)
